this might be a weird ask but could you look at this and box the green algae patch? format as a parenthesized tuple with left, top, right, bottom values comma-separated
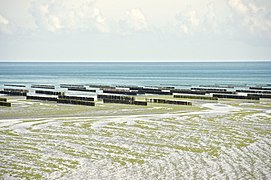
(227, 110, 262, 121)
(108, 155, 145, 166)
(235, 139, 256, 148)
(0, 130, 20, 137)
(133, 123, 160, 131)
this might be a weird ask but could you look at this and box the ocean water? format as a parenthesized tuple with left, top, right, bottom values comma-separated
(0, 62, 271, 87)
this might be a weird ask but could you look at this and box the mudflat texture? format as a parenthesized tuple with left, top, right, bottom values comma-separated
(0, 96, 271, 179)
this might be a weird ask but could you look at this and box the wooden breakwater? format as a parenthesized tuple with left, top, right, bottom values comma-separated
(128, 87, 172, 95)
(197, 90, 236, 94)
(143, 86, 175, 90)
(247, 94, 271, 99)
(67, 87, 96, 92)
(171, 89, 206, 95)
(36, 90, 64, 96)
(103, 99, 131, 105)
(103, 99, 147, 106)
(191, 88, 227, 92)
(27, 95, 58, 101)
(212, 94, 259, 100)
(0, 89, 28, 96)
(160, 84, 191, 87)
(89, 85, 115, 89)
(249, 87, 271, 91)
(134, 101, 148, 106)
(138, 89, 172, 95)
(0, 101, 11, 107)
(60, 84, 85, 88)
(98, 94, 147, 106)
(0, 97, 7, 102)
(236, 90, 271, 94)
(0, 97, 11, 106)
(4, 88, 28, 93)
(31, 85, 55, 89)
(191, 88, 236, 94)
(0, 91, 27, 96)
(209, 91, 236, 94)
(147, 98, 192, 105)
(99, 93, 133, 104)
(129, 87, 153, 91)
(57, 99, 95, 106)
(27, 94, 95, 106)
(199, 85, 235, 88)
(173, 95, 218, 100)
(102, 89, 137, 95)
(158, 86, 175, 90)
(97, 94, 135, 101)
(171, 89, 235, 95)
(116, 85, 139, 89)
(58, 95, 94, 101)
(4, 84, 26, 87)
(117, 85, 173, 90)
(68, 86, 87, 90)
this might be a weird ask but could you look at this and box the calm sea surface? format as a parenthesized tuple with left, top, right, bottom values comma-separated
(0, 62, 270, 87)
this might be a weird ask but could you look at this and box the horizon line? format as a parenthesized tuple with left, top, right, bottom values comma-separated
(0, 60, 271, 63)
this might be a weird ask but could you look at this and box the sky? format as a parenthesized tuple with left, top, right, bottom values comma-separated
(0, 0, 271, 61)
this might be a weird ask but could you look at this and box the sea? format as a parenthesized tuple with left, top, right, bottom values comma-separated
(0, 62, 271, 87)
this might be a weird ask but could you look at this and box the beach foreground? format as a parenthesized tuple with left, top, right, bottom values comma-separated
(0, 96, 271, 179)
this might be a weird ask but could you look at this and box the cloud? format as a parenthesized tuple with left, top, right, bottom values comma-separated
(118, 8, 148, 35)
(175, 6, 209, 35)
(0, 14, 11, 34)
(30, 0, 109, 33)
(174, 0, 271, 40)
(204, 2, 219, 32)
(228, 0, 271, 37)
(0, 15, 9, 25)
(228, 0, 249, 14)
(174, 2, 225, 36)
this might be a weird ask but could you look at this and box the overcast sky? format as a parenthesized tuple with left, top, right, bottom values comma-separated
(0, 0, 271, 61)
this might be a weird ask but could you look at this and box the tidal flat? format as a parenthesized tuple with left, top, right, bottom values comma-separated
(0, 96, 271, 179)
